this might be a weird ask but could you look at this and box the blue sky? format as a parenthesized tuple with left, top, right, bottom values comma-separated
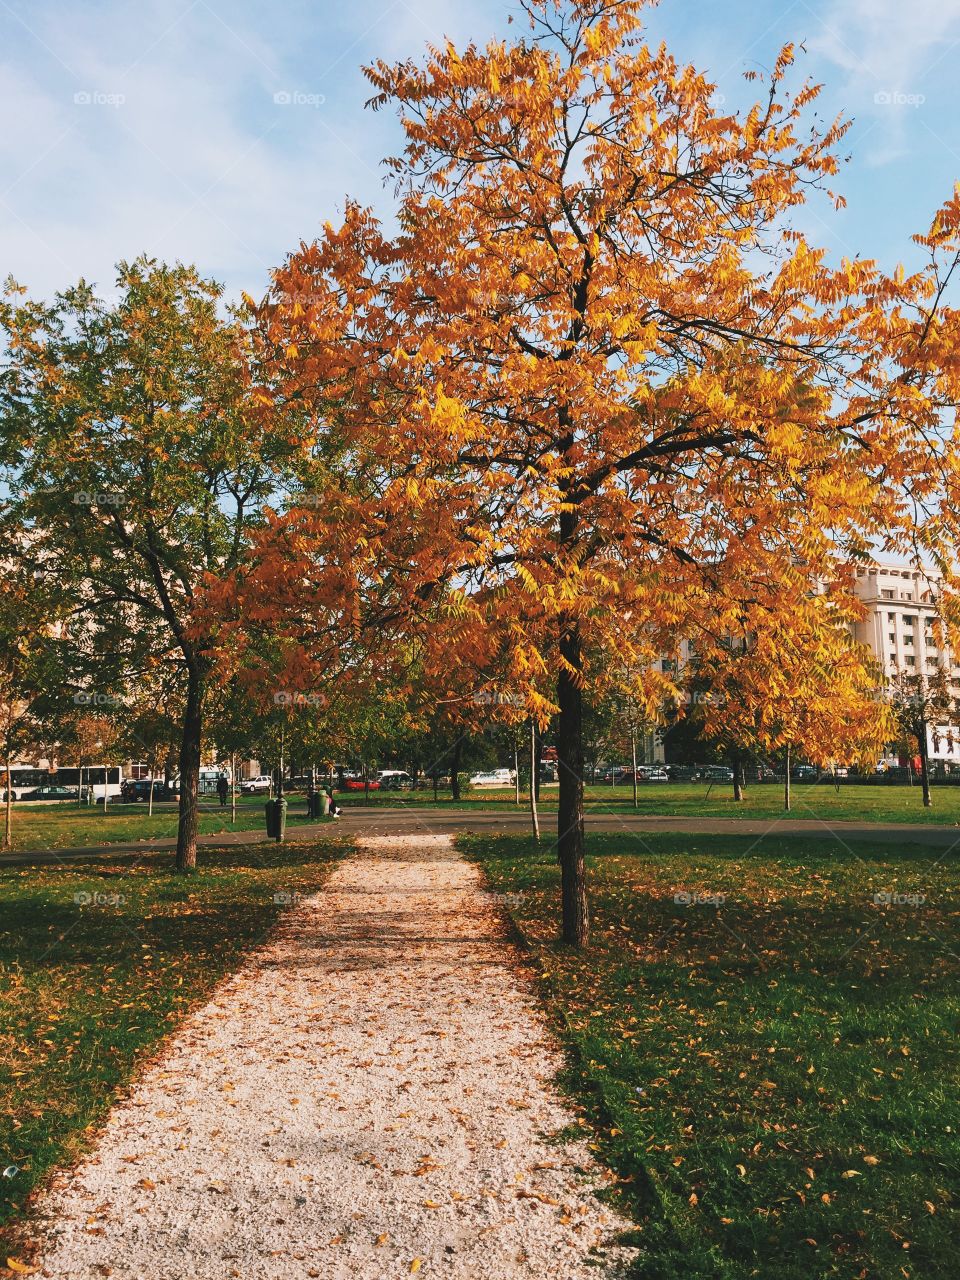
(2, 0, 960, 301)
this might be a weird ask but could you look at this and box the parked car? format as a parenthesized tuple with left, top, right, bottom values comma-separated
(705, 765, 735, 782)
(20, 785, 78, 802)
(343, 776, 381, 791)
(665, 763, 698, 782)
(636, 766, 669, 783)
(378, 770, 414, 790)
(469, 768, 513, 787)
(120, 779, 170, 803)
(595, 765, 629, 783)
(240, 775, 273, 795)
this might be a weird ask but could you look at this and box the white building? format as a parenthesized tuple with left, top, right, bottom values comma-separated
(852, 561, 960, 763)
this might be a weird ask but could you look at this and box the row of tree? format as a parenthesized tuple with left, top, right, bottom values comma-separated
(4, 0, 960, 944)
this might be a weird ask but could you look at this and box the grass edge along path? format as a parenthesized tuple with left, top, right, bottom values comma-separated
(0, 836, 345, 1260)
(464, 831, 960, 1280)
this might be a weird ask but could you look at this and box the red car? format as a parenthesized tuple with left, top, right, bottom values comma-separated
(343, 777, 380, 791)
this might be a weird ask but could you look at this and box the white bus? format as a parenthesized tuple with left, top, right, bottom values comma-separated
(1, 763, 123, 802)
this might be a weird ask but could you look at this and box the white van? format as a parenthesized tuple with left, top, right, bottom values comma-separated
(469, 768, 514, 787)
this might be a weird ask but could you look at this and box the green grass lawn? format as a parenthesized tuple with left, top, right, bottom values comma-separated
(0, 836, 343, 1251)
(467, 831, 960, 1279)
(341, 780, 960, 825)
(0, 793, 325, 854)
(6, 783, 960, 857)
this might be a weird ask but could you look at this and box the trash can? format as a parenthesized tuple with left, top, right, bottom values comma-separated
(264, 797, 288, 842)
(319, 790, 330, 817)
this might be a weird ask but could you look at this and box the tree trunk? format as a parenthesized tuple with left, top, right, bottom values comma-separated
(919, 723, 932, 808)
(784, 743, 792, 812)
(3, 751, 12, 852)
(514, 738, 520, 806)
(529, 719, 540, 842)
(148, 767, 154, 817)
(232, 753, 237, 823)
(733, 751, 744, 802)
(451, 736, 463, 801)
(631, 729, 638, 809)
(534, 727, 543, 802)
(175, 663, 203, 872)
(556, 621, 588, 947)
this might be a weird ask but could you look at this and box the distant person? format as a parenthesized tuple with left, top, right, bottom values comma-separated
(327, 788, 341, 819)
(216, 773, 229, 807)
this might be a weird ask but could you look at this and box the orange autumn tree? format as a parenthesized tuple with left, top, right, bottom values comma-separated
(691, 571, 893, 807)
(245, 0, 960, 945)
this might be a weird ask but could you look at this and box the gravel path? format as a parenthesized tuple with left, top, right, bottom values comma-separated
(32, 834, 635, 1279)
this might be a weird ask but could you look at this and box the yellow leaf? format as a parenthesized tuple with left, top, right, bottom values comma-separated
(410, 1261, 422, 1275)
(5, 1262, 38, 1276)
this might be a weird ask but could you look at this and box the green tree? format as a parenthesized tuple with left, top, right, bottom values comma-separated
(1, 259, 292, 869)
(890, 666, 957, 808)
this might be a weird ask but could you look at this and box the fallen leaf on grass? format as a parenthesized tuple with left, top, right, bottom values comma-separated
(5, 1261, 38, 1275)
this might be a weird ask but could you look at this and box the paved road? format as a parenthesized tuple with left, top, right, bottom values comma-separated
(2, 805, 960, 866)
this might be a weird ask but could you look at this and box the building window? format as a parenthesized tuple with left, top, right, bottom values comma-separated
(882, 590, 895, 599)
(905, 656, 916, 665)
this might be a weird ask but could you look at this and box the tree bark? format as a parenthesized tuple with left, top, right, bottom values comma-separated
(451, 736, 463, 801)
(514, 738, 520, 806)
(529, 719, 540, 842)
(784, 743, 792, 812)
(733, 751, 745, 802)
(556, 620, 588, 947)
(232, 753, 237, 823)
(919, 722, 932, 808)
(631, 728, 638, 809)
(175, 662, 203, 872)
(3, 751, 12, 852)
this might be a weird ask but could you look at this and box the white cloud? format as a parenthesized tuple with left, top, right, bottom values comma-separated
(810, 0, 960, 161)
(0, 0, 496, 301)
